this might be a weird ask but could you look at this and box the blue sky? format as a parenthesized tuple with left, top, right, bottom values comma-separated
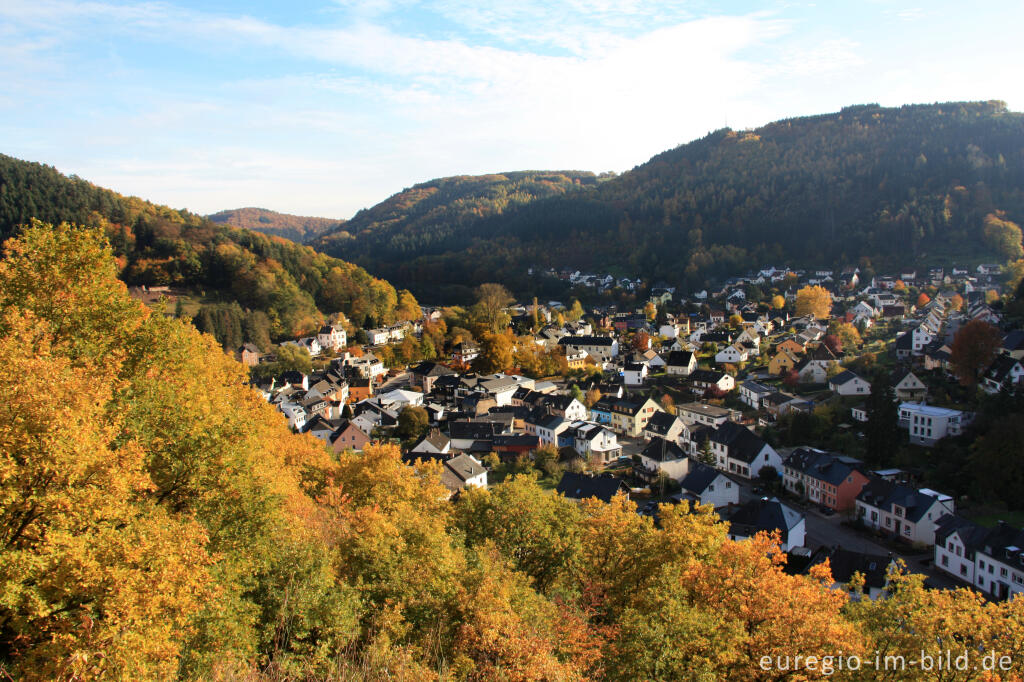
(2, 0, 1022, 218)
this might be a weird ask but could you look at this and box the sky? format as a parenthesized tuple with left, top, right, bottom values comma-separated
(2, 1, 1023, 219)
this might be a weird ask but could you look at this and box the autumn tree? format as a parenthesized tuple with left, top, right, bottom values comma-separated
(983, 211, 1024, 260)
(567, 299, 585, 322)
(474, 330, 516, 374)
(643, 301, 657, 321)
(631, 330, 651, 351)
(949, 293, 964, 311)
(396, 405, 430, 441)
(469, 282, 514, 333)
(950, 319, 1003, 386)
(795, 285, 832, 319)
(916, 292, 931, 307)
(771, 294, 786, 310)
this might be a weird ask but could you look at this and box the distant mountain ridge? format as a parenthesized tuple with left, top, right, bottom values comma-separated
(0, 153, 412, 342)
(311, 101, 1024, 303)
(208, 206, 343, 243)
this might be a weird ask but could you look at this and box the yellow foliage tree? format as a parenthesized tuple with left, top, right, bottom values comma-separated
(795, 285, 833, 319)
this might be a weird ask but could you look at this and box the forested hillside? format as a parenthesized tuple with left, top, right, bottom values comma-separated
(314, 101, 1024, 303)
(208, 206, 343, 243)
(4, 223, 1024, 680)
(0, 154, 411, 341)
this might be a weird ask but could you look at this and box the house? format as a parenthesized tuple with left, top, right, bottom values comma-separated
(665, 350, 697, 376)
(609, 397, 662, 437)
(556, 472, 630, 503)
(783, 447, 870, 512)
(558, 335, 619, 362)
(441, 454, 488, 495)
(676, 462, 738, 509)
(1001, 330, 1024, 360)
(366, 328, 390, 346)
(409, 430, 452, 457)
(239, 343, 261, 367)
(725, 497, 806, 551)
(688, 369, 735, 394)
(676, 402, 735, 427)
(568, 422, 621, 464)
(638, 437, 690, 482)
(328, 420, 372, 453)
(829, 370, 872, 397)
(642, 411, 686, 443)
(738, 380, 776, 409)
(410, 361, 456, 393)
(704, 421, 782, 479)
(794, 357, 828, 385)
(809, 547, 895, 600)
(761, 392, 805, 418)
(285, 337, 322, 357)
(934, 516, 1024, 600)
(545, 395, 589, 421)
(715, 344, 748, 365)
(317, 324, 348, 352)
(769, 349, 800, 375)
(451, 342, 480, 365)
(855, 480, 955, 546)
(776, 337, 806, 355)
(982, 356, 1024, 394)
(531, 414, 569, 446)
(892, 369, 927, 402)
(623, 361, 648, 386)
(898, 402, 971, 446)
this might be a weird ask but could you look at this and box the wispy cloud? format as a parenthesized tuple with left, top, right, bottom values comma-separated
(1, 0, 1022, 216)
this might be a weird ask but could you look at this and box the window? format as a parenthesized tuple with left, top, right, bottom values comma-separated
(941, 555, 949, 567)
(961, 565, 969, 577)
(1001, 568, 1008, 578)
(885, 518, 891, 527)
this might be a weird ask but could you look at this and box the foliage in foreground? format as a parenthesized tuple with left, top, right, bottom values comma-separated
(3, 224, 1024, 680)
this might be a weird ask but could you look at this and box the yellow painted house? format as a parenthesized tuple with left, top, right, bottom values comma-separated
(769, 349, 800, 375)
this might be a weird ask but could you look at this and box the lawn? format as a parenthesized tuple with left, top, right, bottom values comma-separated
(966, 509, 1024, 528)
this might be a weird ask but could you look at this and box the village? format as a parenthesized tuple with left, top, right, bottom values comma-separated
(246, 261, 1024, 602)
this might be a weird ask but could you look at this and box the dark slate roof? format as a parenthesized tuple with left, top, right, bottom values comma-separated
(1003, 330, 1024, 351)
(812, 547, 891, 589)
(830, 370, 863, 386)
(645, 411, 681, 435)
(679, 462, 721, 495)
(641, 437, 687, 463)
(444, 454, 486, 482)
(448, 420, 501, 439)
(785, 447, 863, 486)
(689, 369, 729, 383)
(855, 479, 948, 524)
(556, 472, 629, 503)
(986, 355, 1023, 383)
(666, 350, 695, 367)
(559, 335, 614, 347)
(411, 361, 456, 378)
(726, 497, 803, 542)
(709, 422, 768, 463)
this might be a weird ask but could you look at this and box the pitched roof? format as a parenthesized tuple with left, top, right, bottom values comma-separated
(830, 370, 864, 386)
(556, 472, 629, 503)
(641, 437, 687, 463)
(785, 447, 863, 486)
(679, 462, 722, 495)
(726, 497, 803, 542)
(709, 422, 769, 463)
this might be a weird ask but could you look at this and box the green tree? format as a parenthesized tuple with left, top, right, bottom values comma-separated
(396, 405, 430, 441)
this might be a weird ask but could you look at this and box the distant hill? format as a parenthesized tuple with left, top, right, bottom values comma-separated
(208, 207, 343, 243)
(312, 101, 1024, 303)
(0, 153, 413, 346)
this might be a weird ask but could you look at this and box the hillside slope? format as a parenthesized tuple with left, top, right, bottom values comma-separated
(314, 101, 1024, 302)
(208, 206, 343, 242)
(0, 153, 410, 341)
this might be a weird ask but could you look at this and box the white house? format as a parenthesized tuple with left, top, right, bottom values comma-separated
(639, 437, 690, 481)
(441, 454, 488, 494)
(726, 497, 806, 551)
(317, 324, 348, 352)
(829, 370, 871, 396)
(738, 380, 776, 409)
(677, 463, 738, 509)
(623, 362, 648, 386)
(569, 422, 622, 464)
(715, 344, 749, 365)
(856, 480, 955, 546)
(703, 422, 782, 479)
(898, 402, 971, 446)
